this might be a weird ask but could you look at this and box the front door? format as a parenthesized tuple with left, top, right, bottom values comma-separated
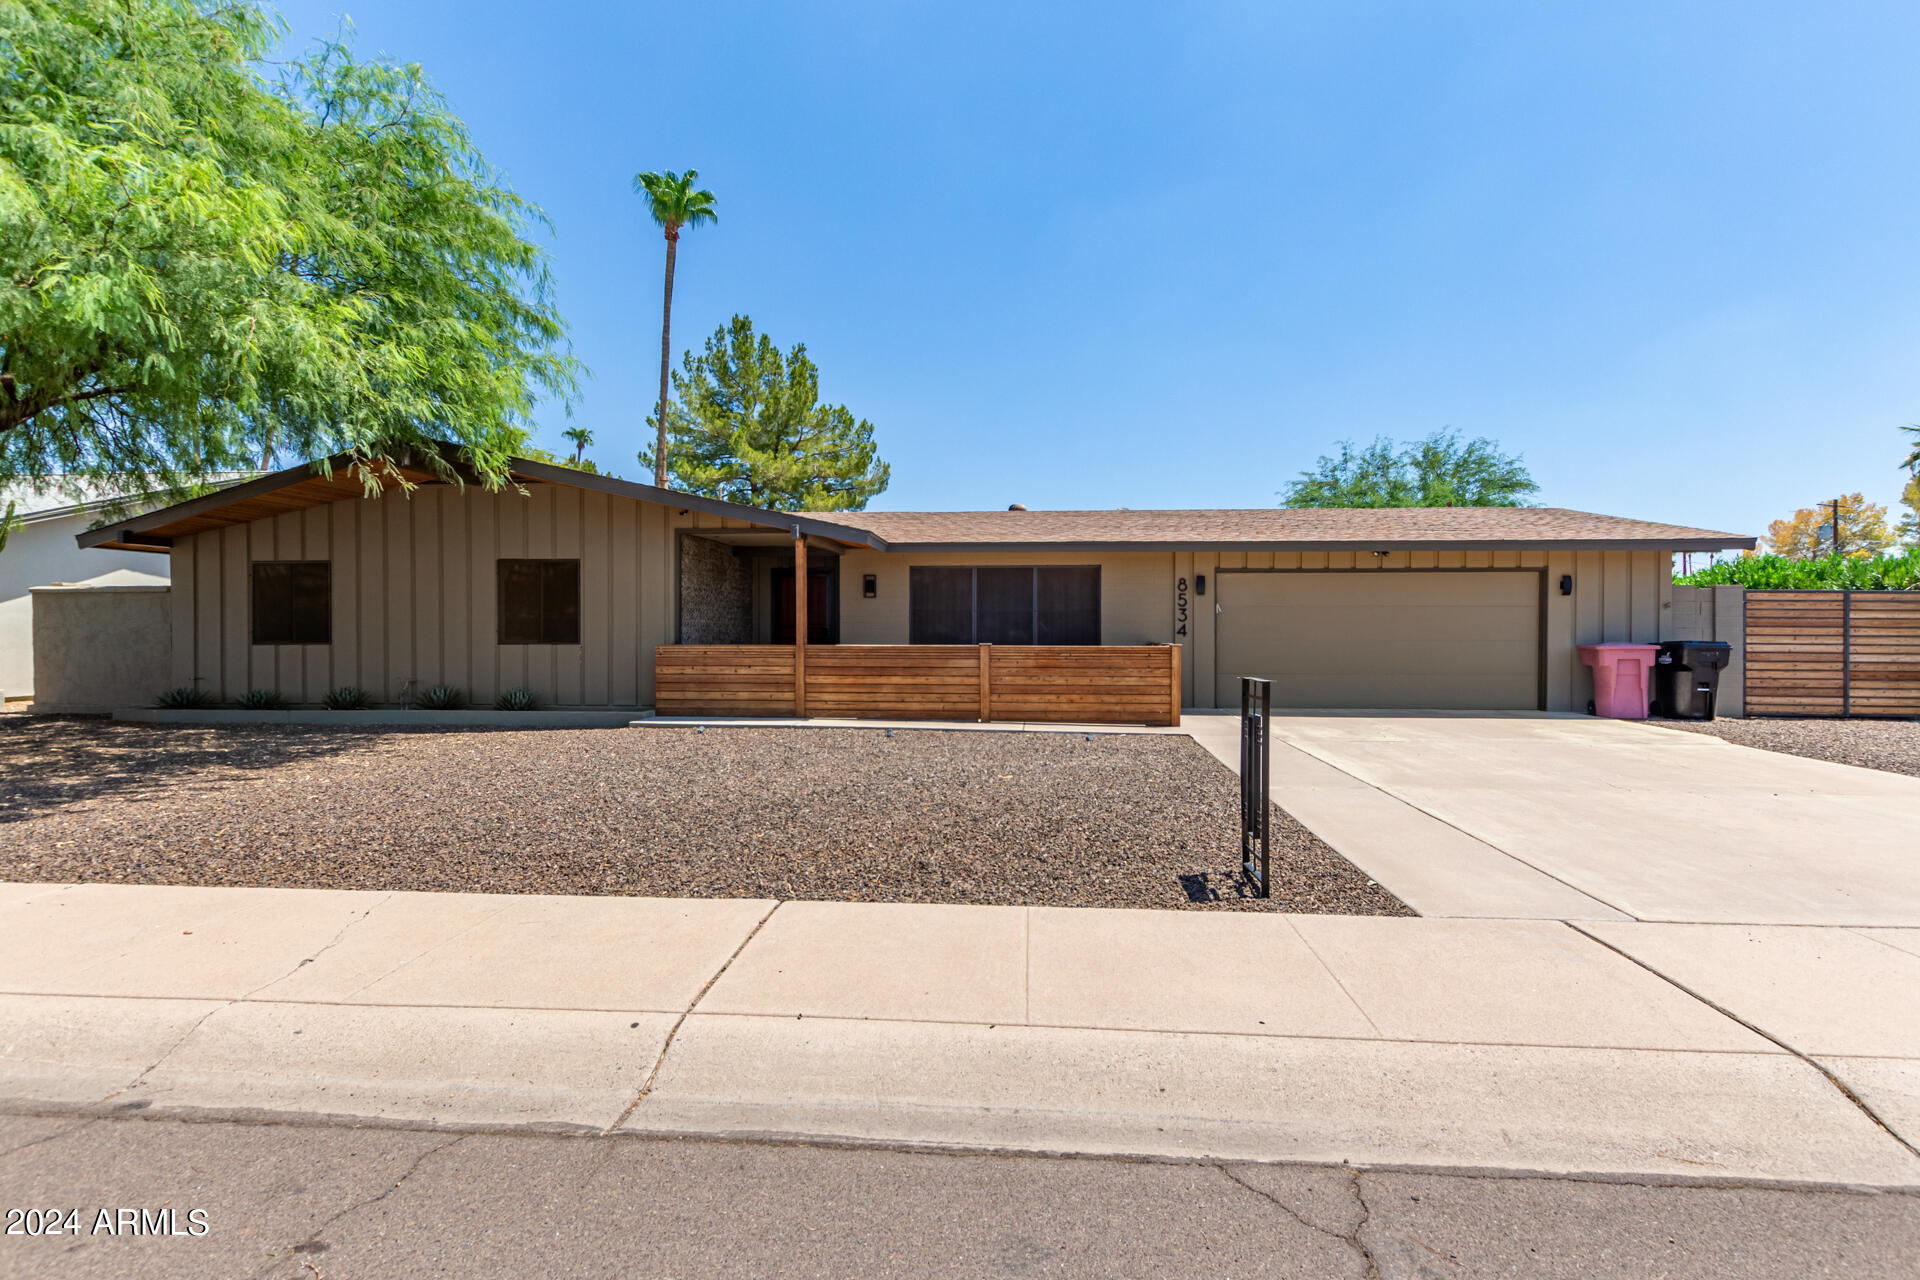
(773, 570, 834, 644)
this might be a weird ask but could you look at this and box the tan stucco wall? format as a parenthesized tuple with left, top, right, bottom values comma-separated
(834, 549, 1175, 648)
(167, 483, 708, 708)
(31, 584, 172, 712)
(1, 512, 169, 699)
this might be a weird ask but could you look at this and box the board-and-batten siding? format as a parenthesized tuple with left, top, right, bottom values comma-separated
(1175, 547, 1669, 712)
(168, 484, 678, 707)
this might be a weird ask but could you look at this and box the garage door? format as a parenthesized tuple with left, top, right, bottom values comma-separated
(1215, 572, 1540, 709)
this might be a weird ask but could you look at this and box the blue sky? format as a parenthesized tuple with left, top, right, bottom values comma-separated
(273, 1, 1920, 536)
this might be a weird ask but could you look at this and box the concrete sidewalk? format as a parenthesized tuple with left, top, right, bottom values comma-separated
(3, 882, 1916, 1189)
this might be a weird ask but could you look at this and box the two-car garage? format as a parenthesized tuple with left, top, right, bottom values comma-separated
(1213, 571, 1543, 710)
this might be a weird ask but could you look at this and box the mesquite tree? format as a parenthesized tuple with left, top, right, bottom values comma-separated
(0, 0, 579, 503)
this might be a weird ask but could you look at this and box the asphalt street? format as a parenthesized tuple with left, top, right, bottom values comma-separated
(2, 1111, 1915, 1279)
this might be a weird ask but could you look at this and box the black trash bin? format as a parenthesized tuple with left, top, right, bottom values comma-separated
(1652, 641, 1731, 719)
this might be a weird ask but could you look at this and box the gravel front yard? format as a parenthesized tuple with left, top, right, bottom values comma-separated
(0, 721, 1409, 915)
(1653, 716, 1920, 778)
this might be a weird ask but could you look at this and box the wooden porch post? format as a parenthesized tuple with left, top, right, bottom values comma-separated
(792, 526, 807, 717)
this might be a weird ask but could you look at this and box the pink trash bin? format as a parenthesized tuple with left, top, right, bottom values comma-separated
(1578, 643, 1660, 719)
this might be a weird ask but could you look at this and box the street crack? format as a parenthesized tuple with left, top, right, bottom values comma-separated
(252, 1133, 466, 1279)
(1217, 1163, 1379, 1277)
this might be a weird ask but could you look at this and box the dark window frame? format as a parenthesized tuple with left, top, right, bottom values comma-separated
(250, 561, 332, 646)
(908, 566, 1101, 645)
(497, 558, 582, 646)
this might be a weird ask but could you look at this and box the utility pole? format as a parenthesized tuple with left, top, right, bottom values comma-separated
(1829, 498, 1845, 557)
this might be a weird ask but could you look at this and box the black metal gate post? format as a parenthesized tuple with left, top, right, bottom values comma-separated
(1240, 677, 1271, 898)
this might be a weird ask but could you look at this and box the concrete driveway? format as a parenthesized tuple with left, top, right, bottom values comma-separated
(1231, 713, 1920, 927)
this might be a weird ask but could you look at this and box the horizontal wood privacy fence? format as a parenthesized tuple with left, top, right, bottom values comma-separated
(655, 644, 1181, 725)
(1744, 591, 1920, 717)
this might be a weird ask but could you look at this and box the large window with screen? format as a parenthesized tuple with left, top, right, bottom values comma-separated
(907, 566, 1100, 645)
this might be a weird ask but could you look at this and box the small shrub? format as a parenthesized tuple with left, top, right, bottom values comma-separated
(494, 686, 539, 711)
(412, 683, 467, 711)
(1676, 548, 1920, 591)
(238, 689, 288, 710)
(153, 686, 219, 709)
(322, 686, 372, 711)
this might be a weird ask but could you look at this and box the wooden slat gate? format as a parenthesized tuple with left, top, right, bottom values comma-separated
(1744, 591, 1920, 717)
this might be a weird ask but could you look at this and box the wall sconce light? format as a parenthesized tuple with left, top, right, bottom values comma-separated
(1560, 574, 1574, 596)
(1195, 574, 1207, 595)
(862, 574, 877, 598)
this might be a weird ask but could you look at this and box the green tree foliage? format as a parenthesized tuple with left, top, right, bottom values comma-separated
(1899, 474, 1920, 548)
(1903, 424, 1919, 472)
(632, 168, 716, 487)
(641, 315, 889, 511)
(1676, 549, 1920, 591)
(1281, 431, 1539, 508)
(515, 444, 602, 476)
(0, 0, 579, 497)
(0, 498, 15, 554)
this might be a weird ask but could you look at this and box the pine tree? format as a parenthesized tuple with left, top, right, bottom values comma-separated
(641, 316, 889, 511)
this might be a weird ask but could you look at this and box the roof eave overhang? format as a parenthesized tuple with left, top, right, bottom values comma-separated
(73, 457, 375, 551)
(73, 452, 891, 554)
(865, 537, 1759, 555)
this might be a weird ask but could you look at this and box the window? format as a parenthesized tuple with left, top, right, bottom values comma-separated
(1036, 566, 1101, 644)
(498, 559, 581, 645)
(908, 566, 1100, 645)
(908, 567, 973, 644)
(251, 562, 331, 646)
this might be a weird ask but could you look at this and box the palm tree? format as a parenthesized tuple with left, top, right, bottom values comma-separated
(563, 425, 594, 467)
(632, 169, 718, 487)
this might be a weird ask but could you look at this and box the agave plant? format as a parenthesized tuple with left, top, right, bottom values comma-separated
(153, 686, 219, 709)
(238, 689, 288, 710)
(321, 686, 372, 711)
(412, 684, 467, 711)
(494, 686, 539, 711)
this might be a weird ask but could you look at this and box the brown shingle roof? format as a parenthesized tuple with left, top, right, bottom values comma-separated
(803, 506, 1754, 552)
(76, 450, 1755, 556)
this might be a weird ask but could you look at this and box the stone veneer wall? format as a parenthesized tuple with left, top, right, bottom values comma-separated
(677, 534, 753, 644)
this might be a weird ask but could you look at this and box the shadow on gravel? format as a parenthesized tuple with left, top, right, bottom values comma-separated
(0, 719, 391, 823)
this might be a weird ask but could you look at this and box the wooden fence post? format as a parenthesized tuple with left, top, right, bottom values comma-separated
(1168, 644, 1181, 727)
(792, 528, 807, 717)
(979, 643, 992, 722)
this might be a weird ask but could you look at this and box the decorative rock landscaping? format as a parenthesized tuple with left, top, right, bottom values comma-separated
(0, 720, 1409, 915)
(1654, 717, 1920, 779)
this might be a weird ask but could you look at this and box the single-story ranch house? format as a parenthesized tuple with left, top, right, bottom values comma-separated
(76, 454, 1755, 716)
